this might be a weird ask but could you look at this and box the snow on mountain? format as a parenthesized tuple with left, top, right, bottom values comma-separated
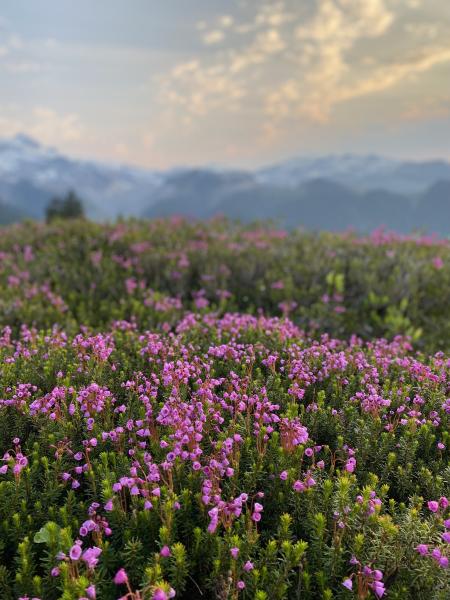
(1, 134, 450, 230)
(256, 154, 450, 194)
(0, 134, 163, 219)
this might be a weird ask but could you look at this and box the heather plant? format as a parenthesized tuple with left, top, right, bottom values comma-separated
(0, 218, 449, 599)
(0, 218, 449, 350)
(0, 313, 448, 599)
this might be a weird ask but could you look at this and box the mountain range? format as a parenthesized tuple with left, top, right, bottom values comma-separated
(1, 134, 450, 234)
(0, 134, 162, 222)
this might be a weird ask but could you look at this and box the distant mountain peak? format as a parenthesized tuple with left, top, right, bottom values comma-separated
(1, 135, 450, 234)
(12, 133, 41, 149)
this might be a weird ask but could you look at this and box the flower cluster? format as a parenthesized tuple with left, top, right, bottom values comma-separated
(0, 218, 449, 349)
(0, 311, 448, 598)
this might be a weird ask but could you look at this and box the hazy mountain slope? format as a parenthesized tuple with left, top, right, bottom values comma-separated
(360, 189, 415, 233)
(0, 179, 53, 219)
(256, 154, 450, 194)
(415, 181, 450, 236)
(0, 198, 24, 225)
(256, 155, 398, 190)
(145, 173, 449, 233)
(215, 185, 294, 224)
(145, 170, 256, 219)
(1, 134, 450, 233)
(0, 134, 162, 219)
(284, 179, 360, 231)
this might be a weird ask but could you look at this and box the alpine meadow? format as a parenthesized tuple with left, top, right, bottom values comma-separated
(1, 1, 450, 599)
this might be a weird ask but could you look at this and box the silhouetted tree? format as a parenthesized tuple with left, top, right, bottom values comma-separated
(46, 190, 85, 223)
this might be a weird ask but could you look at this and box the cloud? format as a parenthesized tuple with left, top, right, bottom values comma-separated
(160, 59, 245, 117)
(337, 46, 450, 103)
(5, 60, 41, 74)
(296, 0, 394, 42)
(113, 142, 129, 159)
(0, 106, 84, 146)
(202, 30, 225, 45)
(37, 37, 59, 51)
(234, 1, 292, 34)
(254, 28, 286, 54)
(0, 114, 23, 137)
(285, 0, 395, 121)
(0, 16, 10, 31)
(404, 22, 438, 39)
(219, 15, 234, 28)
(254, 2, 293, 27)
(196, 20, 207, 31)
(0, 28, 44, 74)
(159, 2, 292, 121)
(264, 0, 450, 124)
(7, 34, 23, 50)
(400, 96, 450, 121)
(30, 107, 84, 143)
(152, 0, 450, 156)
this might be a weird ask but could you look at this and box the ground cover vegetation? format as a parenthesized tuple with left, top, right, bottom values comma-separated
(0, 218, 448, 599)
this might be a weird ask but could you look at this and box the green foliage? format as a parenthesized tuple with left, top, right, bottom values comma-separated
(0, 218, 448, 349)
(0, 218, 449, 598)
(45, 190, 85, 223)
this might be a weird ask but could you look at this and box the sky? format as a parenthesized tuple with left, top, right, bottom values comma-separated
(1, 0, 450, 169)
